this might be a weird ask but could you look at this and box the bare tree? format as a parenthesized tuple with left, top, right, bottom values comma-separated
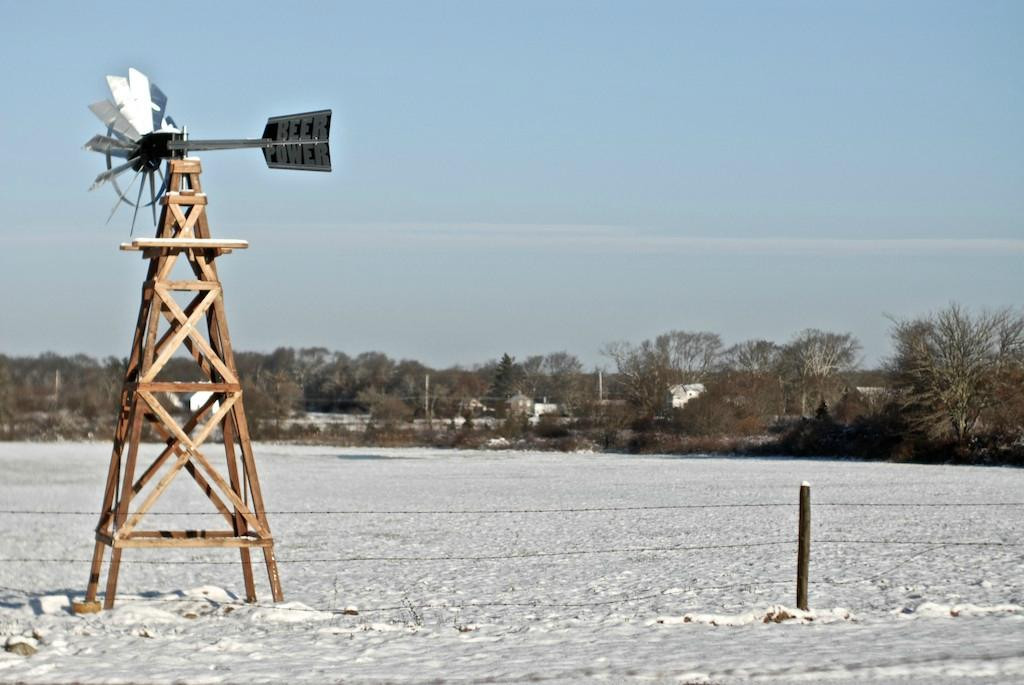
(889, 304, 1024, 447)
(602, 330, 722, 416)
(659, 331, 723, 381)
(543, 351, 585, 414)
(782, 329, 861, 415)
(357, 388, 413, 424)
(723, 340, 782, 375)
(266, 370, 302, 429)
(601, 339, 669, 416)
(520, 355, 546, 398)
(722, 339, 786, 417)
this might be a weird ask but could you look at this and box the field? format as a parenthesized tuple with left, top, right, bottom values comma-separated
(1, 442, 1023, 683)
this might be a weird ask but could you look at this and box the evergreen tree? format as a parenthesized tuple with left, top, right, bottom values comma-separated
(490, 353, 523, 399)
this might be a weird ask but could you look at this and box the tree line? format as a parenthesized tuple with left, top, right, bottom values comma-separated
(1, 303, 1021, 463)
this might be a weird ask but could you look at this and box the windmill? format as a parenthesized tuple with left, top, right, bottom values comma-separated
(74, 68, 330, 613)
(85, 67, 331, 230)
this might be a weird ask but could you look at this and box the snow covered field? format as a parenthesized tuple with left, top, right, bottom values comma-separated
(1, 442, 1022, 683)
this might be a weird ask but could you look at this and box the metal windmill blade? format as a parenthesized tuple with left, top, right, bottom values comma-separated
(88, 99, 142, 142)
(86, 68, 333, 231)
(146, 81, 169, 132)
(83, 134, 134, 158)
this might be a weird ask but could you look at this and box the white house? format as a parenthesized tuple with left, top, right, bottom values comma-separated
(667, 383, 706, 409)
(529, 399, 561, 426)
(854, 386, 891, 409)
(533, 400, 559, 417)
(855, 386, 888, 400)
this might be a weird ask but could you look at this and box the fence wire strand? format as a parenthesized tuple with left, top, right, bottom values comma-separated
(2, 501, 1024, 516)
(0, 539, 797, 566)
(0, 538, 1020, 567)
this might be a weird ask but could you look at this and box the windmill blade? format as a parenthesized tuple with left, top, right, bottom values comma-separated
(147, 79, 169, 132)
(90, 157, 139, 191)
(105, 170, 141, 224)
(106, 71, 154, 136)
(89, 99, 141, 141)
(144, 167, 169, 223)
(82, 134, 135, 158)
(105, 75, 131, 109)
(151, 166, 168, 204)
(157, 166, 167, 195)
(124, 68, 155, 135)
(148, 170, 157, 225)
(129, 169, 146, 234)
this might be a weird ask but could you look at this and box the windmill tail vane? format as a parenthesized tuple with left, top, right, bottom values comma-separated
(84, 68, 332, 231)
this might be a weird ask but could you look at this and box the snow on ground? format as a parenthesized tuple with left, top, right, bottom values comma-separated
(1, 442, 1023, 683)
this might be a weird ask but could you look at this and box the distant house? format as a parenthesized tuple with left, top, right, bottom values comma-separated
(459, 397, 486, 416)
(533, 400, 559, 417)
(667, 383, 705, 409)
(529, 400, 562, 427)
(854, 386, 891, 409)
(507, 393, 533, 416)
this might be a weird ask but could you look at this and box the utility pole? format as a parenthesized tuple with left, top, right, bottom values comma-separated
(425, 374, 431, 429)
(598, 370, 603, 403)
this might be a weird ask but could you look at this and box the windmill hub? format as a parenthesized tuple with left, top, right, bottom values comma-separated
(131, 132, 180, 171)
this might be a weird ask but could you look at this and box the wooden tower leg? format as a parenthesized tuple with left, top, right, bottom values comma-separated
(103, 397, 146, 609)
(83, 397, 131, 605)
(203, 275, 256, 602)
(229, 402, 283, 602)
(263, 547, 284, 603)
(84, 402, 127, 604)
(80, 265, 160, 612)
(222, 415, 257, 603)
(98, 244, 168, 609)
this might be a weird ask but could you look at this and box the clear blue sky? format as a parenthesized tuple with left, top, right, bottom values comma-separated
(1, 1, 1021, 368)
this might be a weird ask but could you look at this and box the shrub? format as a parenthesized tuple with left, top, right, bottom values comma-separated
(534, 415, 569, 439)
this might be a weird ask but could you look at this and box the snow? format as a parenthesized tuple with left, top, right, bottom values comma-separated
(28, 595, 70, 616)
(656, 605, 853, 626)
(1, 442, 1023, 682)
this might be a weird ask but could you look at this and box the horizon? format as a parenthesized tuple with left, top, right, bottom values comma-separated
(0, 317, 938, 373)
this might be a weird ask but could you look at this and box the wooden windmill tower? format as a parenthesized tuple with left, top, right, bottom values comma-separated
(75, 69, 331, 612)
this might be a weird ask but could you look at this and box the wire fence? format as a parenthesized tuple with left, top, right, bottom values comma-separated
(0, 499, 1021, 618)
(0, 538, 1019, 567)
(2, 501, 1023, 516)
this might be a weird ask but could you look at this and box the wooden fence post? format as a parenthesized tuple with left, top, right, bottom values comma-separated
(797, 481, 811, 610)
